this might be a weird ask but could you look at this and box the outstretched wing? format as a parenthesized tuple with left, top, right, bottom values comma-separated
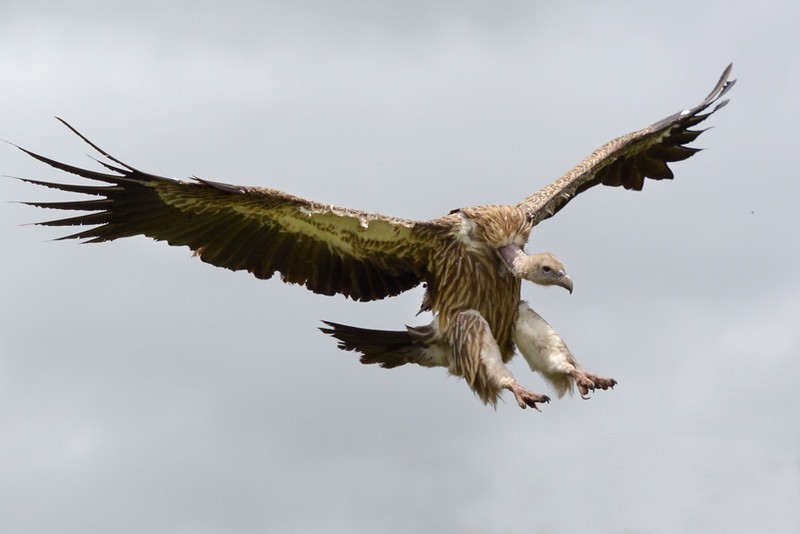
(16, 120, 444, 301)
(517, 64, 735, 226)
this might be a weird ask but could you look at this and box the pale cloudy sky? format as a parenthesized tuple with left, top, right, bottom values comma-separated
(1, 2, 798, 533)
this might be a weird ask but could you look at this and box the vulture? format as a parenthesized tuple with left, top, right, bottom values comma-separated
(13, 65, 734, 411)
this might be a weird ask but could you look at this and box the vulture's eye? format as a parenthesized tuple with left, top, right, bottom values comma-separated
(542, 266, 552, 273)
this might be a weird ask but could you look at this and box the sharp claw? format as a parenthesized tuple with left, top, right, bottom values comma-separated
(571, 370, 617, 399)
(529, 395, 550, 411)
(508, 384, 549, 412)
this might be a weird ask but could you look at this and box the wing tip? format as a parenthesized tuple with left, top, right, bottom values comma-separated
(704, 63, 736, 106)
(53, 117, 138, 173)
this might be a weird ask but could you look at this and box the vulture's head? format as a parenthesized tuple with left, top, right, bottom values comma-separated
(498, 246, 573, 293)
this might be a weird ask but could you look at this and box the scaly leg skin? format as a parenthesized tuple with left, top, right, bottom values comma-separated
(505, 383, 551, 411)
(569, 369, 617, 399)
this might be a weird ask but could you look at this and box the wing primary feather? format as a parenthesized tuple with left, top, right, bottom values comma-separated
(667, 129, 705, 146)
(35, 211, 110, 228)
(704, 63, 734, 102)
(22, 199, 113, 211)
(13, 150, 124, 185)
(54, 117, 137, 173)
(16, 177, 117, 196)
(648, 145, 702, 162)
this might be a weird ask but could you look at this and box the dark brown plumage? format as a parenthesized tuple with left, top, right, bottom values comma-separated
(13, 65, 734, 410)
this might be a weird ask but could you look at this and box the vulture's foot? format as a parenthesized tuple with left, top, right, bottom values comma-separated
(569, 370, 617, 399)
(506, 383, 550, 411)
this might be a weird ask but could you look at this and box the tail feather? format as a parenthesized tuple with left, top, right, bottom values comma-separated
(320, 321, 434, 368)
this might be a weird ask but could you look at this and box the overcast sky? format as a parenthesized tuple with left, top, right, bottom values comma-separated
(1, 2, 798, 533)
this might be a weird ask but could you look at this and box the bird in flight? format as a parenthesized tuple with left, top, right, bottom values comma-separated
(13, 65, 734, 411)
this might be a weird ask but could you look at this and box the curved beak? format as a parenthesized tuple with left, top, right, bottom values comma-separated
(557, 273, 573, 294)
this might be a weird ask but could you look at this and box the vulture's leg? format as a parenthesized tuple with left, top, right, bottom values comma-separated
(513, 301, 617, 399)
(450, 309, 550, 411)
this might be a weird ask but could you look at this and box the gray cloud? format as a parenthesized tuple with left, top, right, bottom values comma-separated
(1, 1, 798, 533)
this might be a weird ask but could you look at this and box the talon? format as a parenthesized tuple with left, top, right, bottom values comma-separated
(570, 369, 617, 399)
(507, 383, 550, 412)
